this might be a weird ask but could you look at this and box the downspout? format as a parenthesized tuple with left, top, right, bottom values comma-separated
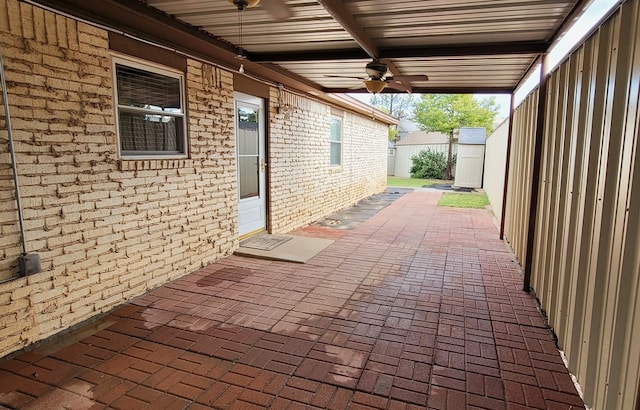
(0, 50, 40, 277)
(499, 94, 515, 239)
(523, 55, 548, 292)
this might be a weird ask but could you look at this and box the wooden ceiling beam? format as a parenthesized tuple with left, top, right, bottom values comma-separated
(315, 0, 379, 59)
(314, 1, 418, 92)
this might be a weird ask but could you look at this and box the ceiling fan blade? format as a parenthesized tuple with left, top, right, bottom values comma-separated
(325, 74, 367, 79)
(388, 74, 429, 82)
(386, 81, 413, 93)
(261, 0, 294, 20)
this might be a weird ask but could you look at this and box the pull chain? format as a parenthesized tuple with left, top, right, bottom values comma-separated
(237, 8, 243, 57)
(237, 8, 245, 72)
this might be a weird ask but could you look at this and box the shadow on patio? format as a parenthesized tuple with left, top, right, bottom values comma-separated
(0, 191, 584, 409)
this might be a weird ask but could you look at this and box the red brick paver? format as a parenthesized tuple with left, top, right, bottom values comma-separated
(0, 191, 584, 409)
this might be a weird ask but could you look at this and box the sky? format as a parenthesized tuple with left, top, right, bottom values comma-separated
(514, 0, 620, 104)
(350, 0, 621, 120)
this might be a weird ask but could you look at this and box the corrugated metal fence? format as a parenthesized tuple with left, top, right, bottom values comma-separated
(505, 90, 538, 266)
(503, 1, 640, 408)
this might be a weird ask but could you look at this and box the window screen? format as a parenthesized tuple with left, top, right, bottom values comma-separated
(114, 58, 187, 157)
(330, 117, 342, 166)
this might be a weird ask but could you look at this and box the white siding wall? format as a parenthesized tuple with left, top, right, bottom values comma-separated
(483, 120, 509, 221)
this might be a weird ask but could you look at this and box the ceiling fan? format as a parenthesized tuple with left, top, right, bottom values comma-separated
(228, 0, 293, 21)
(228, 0, 293, 72)
(326, 60, 429, 93)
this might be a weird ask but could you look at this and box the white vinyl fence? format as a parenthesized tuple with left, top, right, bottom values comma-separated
(393, 143, 457, 177)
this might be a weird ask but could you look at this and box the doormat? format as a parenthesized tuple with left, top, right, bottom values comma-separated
(240, 235, 292, 251)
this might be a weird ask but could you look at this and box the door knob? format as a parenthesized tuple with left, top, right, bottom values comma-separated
(261, 158, 267, 172)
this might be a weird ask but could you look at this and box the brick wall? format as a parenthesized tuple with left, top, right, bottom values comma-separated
(268, 91, 388, 233)
(0, 0, 238, 356)
(0, 0, 388, 358)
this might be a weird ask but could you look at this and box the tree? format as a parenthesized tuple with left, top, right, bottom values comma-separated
(370, 93, 415, 142)
(370, 93, 415, 119)
(388, 127, 399, 143)
(412, 94, 499, 179)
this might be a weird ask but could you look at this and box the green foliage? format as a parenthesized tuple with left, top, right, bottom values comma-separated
(388, 127, 399, 142)
(410, 149, 448, 179)
(412, 94, 499, 136)
(412, 94, 498, 179)
(437, 192, 489, 208)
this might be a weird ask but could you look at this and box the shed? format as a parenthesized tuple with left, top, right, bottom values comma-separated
(393, 131, 454, 177)
(454, 127, 486, 188)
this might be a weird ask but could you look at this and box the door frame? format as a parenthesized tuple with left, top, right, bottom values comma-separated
(234, 91, 268, 238)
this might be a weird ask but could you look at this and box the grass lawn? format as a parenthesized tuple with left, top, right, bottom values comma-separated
(438, 192, 490, 208)
(387, 176, 448, 189)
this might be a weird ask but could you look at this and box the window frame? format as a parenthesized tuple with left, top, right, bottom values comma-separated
(112, 54, 188, 159)
(330, 115, 342, 166)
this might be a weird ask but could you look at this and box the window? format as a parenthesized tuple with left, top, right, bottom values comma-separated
(330, 116, 342, 166)
(113, 56, 187, 158)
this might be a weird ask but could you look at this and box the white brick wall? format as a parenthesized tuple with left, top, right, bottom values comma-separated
(268, 91, 388, 233)
(0, 0, 388, 358)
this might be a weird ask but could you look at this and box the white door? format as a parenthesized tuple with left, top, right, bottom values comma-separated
(235, 92, 267, 236)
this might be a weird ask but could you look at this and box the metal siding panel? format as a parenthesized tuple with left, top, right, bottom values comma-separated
(530, 80, 547, 294)
(524, 93, 539, 265)
(504, 105, 519, 255)
(582, 12, 620, 405)
(506, 4, 640, 407)
(554, 50, 581, 344)
(533, 70, 560, 299)
(565, 34, 599, 374)
(548, 60, 572, 329)
(518, 95, 533, 263)
(558, 47, 586, 351)
(571, 22, 614, 394)
(511, 104, 525, 261)
(609, 3, 640, 408)
(504, 90, 538, 264)
(597, 2, 640, 408)
(517, 94, 533, 262)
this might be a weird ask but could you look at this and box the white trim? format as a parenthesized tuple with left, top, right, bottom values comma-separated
(330, 115, 342, 166)
(111, 53, 188, 159)
(235, 92, 267, 236)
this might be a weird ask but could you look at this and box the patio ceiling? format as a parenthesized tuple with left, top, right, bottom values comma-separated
(30, 0, 589, 94)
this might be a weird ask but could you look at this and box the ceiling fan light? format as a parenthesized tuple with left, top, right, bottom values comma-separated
(365, 60, 388, 79)
(364, 79, 387, 94)
(228, 0, 261, 10)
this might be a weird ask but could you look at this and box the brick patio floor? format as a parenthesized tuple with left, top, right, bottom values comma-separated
(0, 191, 585, 409)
